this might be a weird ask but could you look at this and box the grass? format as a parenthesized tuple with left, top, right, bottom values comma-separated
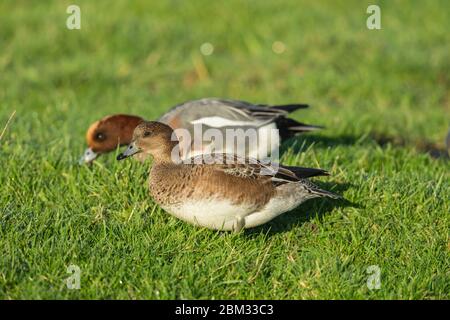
(0, 0, 449, 299)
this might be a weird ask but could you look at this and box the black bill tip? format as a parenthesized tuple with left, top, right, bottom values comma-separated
(116, 153, 128, 161)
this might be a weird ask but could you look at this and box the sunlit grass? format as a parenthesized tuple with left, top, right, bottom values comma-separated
(0, 0, 448, 299)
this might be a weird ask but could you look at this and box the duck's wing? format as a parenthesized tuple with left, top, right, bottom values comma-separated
(185, 153, 341, 199)
(158, 98, 311, 129)
(185, 153, 325, 185)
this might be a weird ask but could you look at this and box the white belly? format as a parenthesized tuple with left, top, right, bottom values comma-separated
(163, 200, 255, 231)
(160, 183, 313, 231)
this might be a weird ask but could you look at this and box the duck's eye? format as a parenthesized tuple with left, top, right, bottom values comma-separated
(95, 132, 105, 141)
(143, 131, 151, 137)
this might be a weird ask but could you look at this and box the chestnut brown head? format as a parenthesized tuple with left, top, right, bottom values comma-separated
(80, 114, 143, 164)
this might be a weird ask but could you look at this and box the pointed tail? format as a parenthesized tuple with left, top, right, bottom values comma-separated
(269, 103, 310, 113)
(275, 117, 324, 140)
(281, 165, 329, 179)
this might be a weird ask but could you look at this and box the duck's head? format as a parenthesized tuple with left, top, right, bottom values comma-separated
(117, 121, 179, 163)
(79, 114, 144, 164)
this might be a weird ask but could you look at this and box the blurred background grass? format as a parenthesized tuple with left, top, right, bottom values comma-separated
(1, 0, 449, 143)
(0, 0, 448, 299)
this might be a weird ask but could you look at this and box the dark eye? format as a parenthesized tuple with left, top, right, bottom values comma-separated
(95, 132, 105, 141)
(143, 131, 151, 137)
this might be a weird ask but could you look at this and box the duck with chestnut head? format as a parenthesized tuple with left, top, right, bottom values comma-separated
(80, 114, 143, 164)
(80, 98, 322, 164)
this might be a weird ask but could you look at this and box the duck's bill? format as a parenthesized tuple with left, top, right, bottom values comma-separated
(79, 148, 98, 165)
(117, 142, 141, 160)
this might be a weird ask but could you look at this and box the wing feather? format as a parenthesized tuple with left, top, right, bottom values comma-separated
(183, 153, 327, 186)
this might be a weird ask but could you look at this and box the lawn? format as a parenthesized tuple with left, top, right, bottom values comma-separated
(0, 0, 449, 299)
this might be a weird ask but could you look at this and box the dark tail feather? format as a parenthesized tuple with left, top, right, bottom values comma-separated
(288, 124, 324, 132)
(281, 165, 329, 179)
(269, 103, 309, 113)
(276, 117, 324, 140)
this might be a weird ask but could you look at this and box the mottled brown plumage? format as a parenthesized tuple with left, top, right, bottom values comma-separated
(149, 162, 275, 210)
(117, 121, 341, 231)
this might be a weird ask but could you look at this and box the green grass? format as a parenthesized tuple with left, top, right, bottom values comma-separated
(0, 0, 449, 299)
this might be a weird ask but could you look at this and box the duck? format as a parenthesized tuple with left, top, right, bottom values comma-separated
(116, 121, 341, 232)
(80, 98, 322, 164)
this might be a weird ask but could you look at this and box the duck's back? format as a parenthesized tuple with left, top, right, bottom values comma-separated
(149, 162, 275, 209)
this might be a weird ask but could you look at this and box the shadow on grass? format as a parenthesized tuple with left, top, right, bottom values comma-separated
(244, 182, 360, 236)
(280, 134, 360, 154)
(370, 132, 449, 159)
(282, 132, 449, 160)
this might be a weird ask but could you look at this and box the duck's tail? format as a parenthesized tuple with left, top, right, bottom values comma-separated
(269, 103, 310, 113)
(280, 165, 329, 179)
(267, 104, 323, 140)
(275, 117, 324, 140)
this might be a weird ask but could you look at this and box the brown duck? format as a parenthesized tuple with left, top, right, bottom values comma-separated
(117, 121, 340, 232)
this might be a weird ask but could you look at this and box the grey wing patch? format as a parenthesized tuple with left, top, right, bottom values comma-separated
(158, 98, 285, 128)
(159, 98, 253, 122)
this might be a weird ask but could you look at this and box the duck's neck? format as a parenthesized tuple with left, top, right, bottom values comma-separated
(148, 160, 182, 206)
(151, 140, 181, 164)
